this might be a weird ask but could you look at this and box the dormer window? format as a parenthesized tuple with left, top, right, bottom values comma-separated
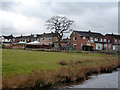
(73, 37, 77, 41)
(83, 37, 86, 39)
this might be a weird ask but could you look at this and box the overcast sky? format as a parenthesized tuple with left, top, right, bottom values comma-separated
(0, 0, 118, 37)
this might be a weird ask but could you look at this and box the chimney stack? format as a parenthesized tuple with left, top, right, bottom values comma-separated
(88, 30, 91, 33)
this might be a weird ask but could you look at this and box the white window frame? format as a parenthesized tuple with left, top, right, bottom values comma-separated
(73, 37, 77, 41)
(95, 38, 98, 41)
(81, 43, 83, 47)
(90, 37, 93, 42)
(115, 39, 117, 42)
(34, 34, 37, 37)
(73, 44, 77, 48)
(83, 37, 86, 39)
(104, 39, 106, 42)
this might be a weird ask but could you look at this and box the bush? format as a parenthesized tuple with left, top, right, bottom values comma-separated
(58, 60, 68, 65)
(2, 45, 6, 49)
(82, 45, 93, 51)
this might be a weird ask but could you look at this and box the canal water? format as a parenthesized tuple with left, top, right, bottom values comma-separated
(62, 71, 119, 88)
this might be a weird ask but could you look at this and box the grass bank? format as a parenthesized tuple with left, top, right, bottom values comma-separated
(2, 49, 119, 88)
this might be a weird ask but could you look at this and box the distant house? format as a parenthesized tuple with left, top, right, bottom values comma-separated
(54, 38, 70, 50)
(40, 32, 57, 45)
(70, 30, 108, 50)
(2, 35, 14, 47)
(14, 34, 41, 43)
(105, 34, 120, 50)
(13, 32, 58, 46)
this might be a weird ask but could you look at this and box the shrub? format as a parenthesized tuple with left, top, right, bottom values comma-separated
(82, 45, 93, 51)
(58, 60, 68, 65)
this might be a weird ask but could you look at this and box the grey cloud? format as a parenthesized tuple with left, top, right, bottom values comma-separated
(1, 1, 118, 36)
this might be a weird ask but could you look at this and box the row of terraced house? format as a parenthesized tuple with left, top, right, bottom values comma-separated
(1, 30, 120, 51)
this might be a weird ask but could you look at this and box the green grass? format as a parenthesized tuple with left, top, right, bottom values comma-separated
(2, 49, 117, 76)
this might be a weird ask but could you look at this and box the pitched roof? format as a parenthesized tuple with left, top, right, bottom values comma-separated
(73, 30, 105, 38)
(14, 32, 56, 40)
(40, 32, 56, 37)
(105, 34, 120, 39)
(3, 35, 14, 39)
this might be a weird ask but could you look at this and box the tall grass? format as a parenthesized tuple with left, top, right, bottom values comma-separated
(2, 58, 119, 89)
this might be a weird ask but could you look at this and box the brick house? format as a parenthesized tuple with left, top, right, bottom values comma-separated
(53, 38, 70, 50)
(105, 34, 120, 50)
(2, 35, 14, 47)
(13, 32, 57, 46)
(14, 34, 41, 43)
(70, 30, 108, 50)
(40, 32, 57, 45)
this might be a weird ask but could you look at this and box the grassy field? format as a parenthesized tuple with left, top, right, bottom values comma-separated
(2, 49, 118, 76)
(2, 49, 119, 88)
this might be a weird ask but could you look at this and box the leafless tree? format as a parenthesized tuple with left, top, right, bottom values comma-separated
(46, 16, 74, 51)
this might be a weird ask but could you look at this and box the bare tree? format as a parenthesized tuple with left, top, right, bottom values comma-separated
(46, 16, 74, 51)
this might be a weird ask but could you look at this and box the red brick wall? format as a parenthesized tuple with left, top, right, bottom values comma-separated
(70, 32, 88, 50)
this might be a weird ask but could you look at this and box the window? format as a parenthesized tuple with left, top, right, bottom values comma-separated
(83, 37, 86, 39)
(90, 37, 93, 42)
(73, 37, 77, 41)
(108, 40, 110, 42)
(95, 38, 98, 41)
(81, 43, 83, 47)
(115, 39, 117, 42)
(73, 44, 77, 48)
(108, 44, 111, 48)
(104, 44, 107, 48)
(42, 37, 45, 40)
(34, 34, 37, 37)
(37, 39, 39, 41)
(73, 32, 75, 34)
(87, 43, 91, 46)
(49, 37, 52, 40)
(13, 38, 15, 42)
(104, 39, 106, 42)
(100, 39, 102, 42)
